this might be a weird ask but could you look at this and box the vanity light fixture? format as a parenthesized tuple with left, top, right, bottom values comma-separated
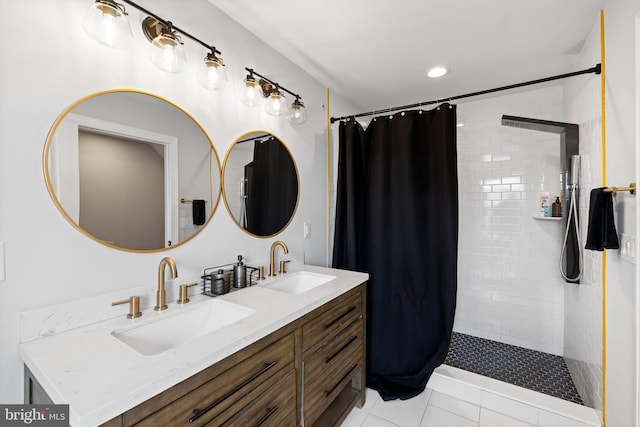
(240, 67, 307, 124)
(82, 0, 227, 82)
(82, 0, 134, 49)
(197, 50, 228, 90)
(143, 18, 187, 73)
(264, 85, 288, 116)
(286, 97, 308, 125)
(238, 70, 264, 107)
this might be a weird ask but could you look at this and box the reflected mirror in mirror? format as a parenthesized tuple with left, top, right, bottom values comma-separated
(44, 89, 221, 252)
(223, 131, 299, 237)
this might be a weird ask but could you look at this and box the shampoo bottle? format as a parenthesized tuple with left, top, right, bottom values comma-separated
(540, 192, 550, 217)
(552, 197, 562, 217)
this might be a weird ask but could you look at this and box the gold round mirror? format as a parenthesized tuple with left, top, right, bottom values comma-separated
(43, 89, 221, 252)
(223, 131, 299, 237)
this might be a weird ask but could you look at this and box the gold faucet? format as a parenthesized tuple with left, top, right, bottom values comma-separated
(269, 241, 289, 277)
(155, 257, 178, 311)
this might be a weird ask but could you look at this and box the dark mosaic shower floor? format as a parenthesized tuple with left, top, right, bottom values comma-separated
(445, 332, 583, 405)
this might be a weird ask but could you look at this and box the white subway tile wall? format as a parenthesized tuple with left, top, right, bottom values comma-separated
(562, 17, 603, 413)
(455, 85, 566, 356)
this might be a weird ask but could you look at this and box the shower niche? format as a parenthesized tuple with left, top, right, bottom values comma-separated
(501, 115, 581, 283)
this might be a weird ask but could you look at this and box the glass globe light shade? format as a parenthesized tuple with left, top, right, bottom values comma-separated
(238, 75, 263, 107)
(286, 98, 308, 124)
(264, 89, 288, 116)
(148, 32, 186, 73)
(82, 0, 133, 49)
(197, 54, 227, 90)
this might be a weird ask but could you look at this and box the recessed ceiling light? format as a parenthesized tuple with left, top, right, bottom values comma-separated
(426, 66, 449, 78)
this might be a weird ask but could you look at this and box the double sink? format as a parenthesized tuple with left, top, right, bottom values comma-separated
(111, 271, 336, 356)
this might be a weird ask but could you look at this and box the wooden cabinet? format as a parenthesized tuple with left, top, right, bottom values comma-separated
(301, 288, 366, 426)
(121, 331, 296, 427)
(25, 282, 366, 427)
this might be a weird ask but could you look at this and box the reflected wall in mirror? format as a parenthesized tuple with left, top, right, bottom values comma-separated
(223, 131, 299, 237)
(44, 89, 221, 252)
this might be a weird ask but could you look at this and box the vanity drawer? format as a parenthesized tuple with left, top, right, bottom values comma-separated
(303, 317, 362, 392)
(303, 345, 362, 426)
(212, 369, 297, 427)
(302, 291, 362, 353)
(126, 333, 294, 426)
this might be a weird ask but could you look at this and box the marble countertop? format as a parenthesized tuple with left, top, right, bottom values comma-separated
(19, 265, 368, 427)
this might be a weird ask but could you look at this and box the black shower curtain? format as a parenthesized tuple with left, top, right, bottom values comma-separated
(245, 138, 297, 236)
(332, 106, 458, 400)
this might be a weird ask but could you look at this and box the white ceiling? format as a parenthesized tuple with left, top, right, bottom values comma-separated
(210, 0, 605, 113)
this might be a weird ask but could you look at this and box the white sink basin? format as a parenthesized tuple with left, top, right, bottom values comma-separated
(263, 271, 336, 295)
(111, 299, 254, 356)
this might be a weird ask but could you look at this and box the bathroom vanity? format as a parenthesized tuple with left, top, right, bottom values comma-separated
(21, 265, 367, 427)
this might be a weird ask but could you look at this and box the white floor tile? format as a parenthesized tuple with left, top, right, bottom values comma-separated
(369, 389, 432, 427)
(341, 389, 382, 427)
(428, 390, 481, 422)
(479, 408, 536, 427)
(341, 413, 365, 427)
(421, 406, 478, 427)
(360, 414, 401, 426)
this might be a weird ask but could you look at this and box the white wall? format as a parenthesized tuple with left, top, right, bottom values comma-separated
(0, 0, 331, 403)
(602, 0, 639, 425)
(563, 17, 604, 412)
(454, 86, 567, 355)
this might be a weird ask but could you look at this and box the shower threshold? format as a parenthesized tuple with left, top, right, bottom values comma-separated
(445, 332, 583, 405)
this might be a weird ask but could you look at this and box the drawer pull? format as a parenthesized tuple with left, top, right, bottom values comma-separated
(188, 361, 278, 423)
(324, 336, 358, 364)
(254, 406, 278, 427)
(324, 363, 358, 398)
(323, 306, 356, 330)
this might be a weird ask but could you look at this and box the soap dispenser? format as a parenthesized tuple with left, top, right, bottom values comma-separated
(233, 255, 247, 288)
(552, 196, 562, 217)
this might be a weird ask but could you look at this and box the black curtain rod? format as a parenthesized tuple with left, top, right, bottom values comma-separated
(236, 134, 274, 144)
(122, 0, 221, 54)
(330, 64, 601, 123)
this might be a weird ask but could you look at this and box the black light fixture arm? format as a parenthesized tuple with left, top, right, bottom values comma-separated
(245, 67, 301, 99)
(330, 63, 601, 123)
(120, 0, 221, 55)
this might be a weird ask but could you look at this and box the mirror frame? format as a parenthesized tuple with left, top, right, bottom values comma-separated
(43, 88, 222, 253)
(222, 130, 299, 238)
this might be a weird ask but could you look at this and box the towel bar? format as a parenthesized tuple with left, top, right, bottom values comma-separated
(603, 183, 636, 196)
(180, 198, 208, 203)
